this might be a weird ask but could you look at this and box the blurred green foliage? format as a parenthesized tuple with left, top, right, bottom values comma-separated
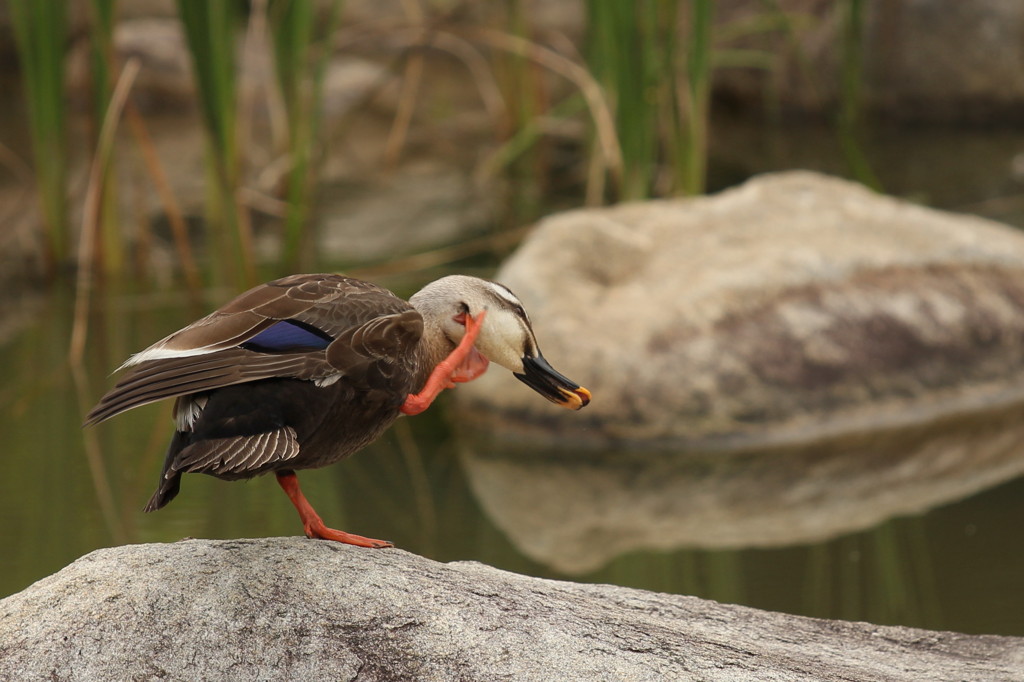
(9, 1, 871, 289)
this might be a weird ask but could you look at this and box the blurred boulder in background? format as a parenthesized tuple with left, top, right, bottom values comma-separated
(457, 171, 1024, 447)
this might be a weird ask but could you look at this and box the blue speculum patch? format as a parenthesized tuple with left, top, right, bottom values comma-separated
(243, 320, 332, 351)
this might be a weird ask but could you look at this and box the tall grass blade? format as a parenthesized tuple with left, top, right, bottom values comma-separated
(586, 1, 650, 200)
(585, 0, 699, 199)
(269, 0, 344, 272)
(837, 0, 880, 190)
(465, 26, 622, 202)
(88, 0, 125, 277)
(10, 0, 69, 276)
(177, 1, 240, 171)
(176, 0, 256, 286)
(70, 58, 141, 366)
(492, 0, 551, 219)
(682, 0, 713, 196)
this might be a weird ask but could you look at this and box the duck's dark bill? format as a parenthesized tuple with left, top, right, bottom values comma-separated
(514, 355, 591, 410)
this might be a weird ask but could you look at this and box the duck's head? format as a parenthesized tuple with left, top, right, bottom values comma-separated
(410, 275, 591, 410)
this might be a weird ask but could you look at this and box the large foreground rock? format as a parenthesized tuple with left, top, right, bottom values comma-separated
(1, 538, 1021, 681)
(457, 171, 1024, 448)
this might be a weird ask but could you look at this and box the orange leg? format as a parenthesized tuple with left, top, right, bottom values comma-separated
(401, 309, 488, 416)
(276, 470, 392, 548)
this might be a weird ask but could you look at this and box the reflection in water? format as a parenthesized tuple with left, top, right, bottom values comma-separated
(459, 404, 1024, 575)
(3, 289, 1024, 637)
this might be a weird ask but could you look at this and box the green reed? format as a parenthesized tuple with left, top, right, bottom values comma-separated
(491, 0, 551, 221)
(8, 0, 878, 287)
(837, 0, 880, 190)
(585, 0, 710, 199)
(268, 0, 343, 273)
(176, 0, 255, 287)
(586, 0, 663, 200)
(87, 0, 125, 276)
(682, 0, 713, 196)
(10, 0, 69, 276)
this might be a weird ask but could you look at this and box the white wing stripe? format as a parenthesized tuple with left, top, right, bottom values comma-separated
(119, 346, 222, 370)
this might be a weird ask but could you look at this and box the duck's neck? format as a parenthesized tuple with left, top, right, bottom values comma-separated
(413, 316, 458, 391)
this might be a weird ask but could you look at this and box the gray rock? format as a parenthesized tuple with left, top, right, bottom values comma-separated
(455, 171, 1024, 448)
(1, 538, 1021, 681)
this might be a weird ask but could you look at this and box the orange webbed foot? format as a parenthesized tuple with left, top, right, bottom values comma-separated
(277, 471, 393, 549)
(401, 309, 488, 416)
(304, 522, 393, 549)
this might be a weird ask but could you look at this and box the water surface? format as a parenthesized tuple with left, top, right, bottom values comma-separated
(2, 285, 1023, 637)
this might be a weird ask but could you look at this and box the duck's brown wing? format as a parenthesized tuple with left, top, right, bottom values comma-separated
(126, 273, 410, 356)
(85, 274, 423, 425)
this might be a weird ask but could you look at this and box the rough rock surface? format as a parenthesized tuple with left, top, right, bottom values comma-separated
(456, 171, 1024, 448)
(1, 538, 1022, 681)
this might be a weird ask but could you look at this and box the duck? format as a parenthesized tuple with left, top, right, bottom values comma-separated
(85, 273, 591, 548)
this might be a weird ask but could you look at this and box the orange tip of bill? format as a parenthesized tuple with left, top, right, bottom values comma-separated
(558, 385, 592, 410)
